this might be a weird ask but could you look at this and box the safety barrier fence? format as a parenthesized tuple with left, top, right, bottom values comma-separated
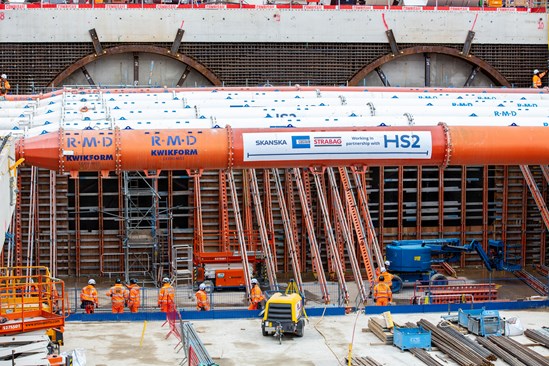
(62, 273, 549, 313)
(65, 281, 344, 313)
(180, 321, 217, 366)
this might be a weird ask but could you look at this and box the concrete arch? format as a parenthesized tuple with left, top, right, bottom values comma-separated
(348, 46, 510, 87)
(49, 45, 222, 87)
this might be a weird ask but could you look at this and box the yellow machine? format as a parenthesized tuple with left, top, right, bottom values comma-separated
(261, 281, 307, 343)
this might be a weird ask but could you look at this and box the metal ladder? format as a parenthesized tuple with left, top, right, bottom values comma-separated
(188, 170, 204, 254)
(262, 169, 278, 272)
(351, 169, 385, 270)
(338, 167, 375, 283)
(306, 168, 349, 305)
(284, 169, 302, 272)
(219, 171, 230, 252)
(271, 168, 305, 296)
(49, 170, 57, 277)
(292, 168, 332, 303)
(247, 168, 279, 291)
(326, 168, 369, 304)
(226, 169, 253, 298)
(520, 165, 549, 233)
(172, 244, 193, 289)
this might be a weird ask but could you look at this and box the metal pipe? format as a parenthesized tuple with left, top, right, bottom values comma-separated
(16, 125, 549, 174)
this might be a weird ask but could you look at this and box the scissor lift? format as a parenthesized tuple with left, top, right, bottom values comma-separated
(0, 266, 66, 358)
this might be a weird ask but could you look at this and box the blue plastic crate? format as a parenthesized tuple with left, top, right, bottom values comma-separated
(393, 326, 431, 351)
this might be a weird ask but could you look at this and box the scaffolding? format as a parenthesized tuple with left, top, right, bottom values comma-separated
(122, 171, 171, 284)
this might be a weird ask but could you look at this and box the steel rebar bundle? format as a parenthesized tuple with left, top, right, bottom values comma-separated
(345, 356, 383, 366)
(525, 329, 549, 348)
(487, 336, 549, 366)
(417, 319, 493, 366)
(409, 348, 444, 366)
(475, 336, 528, 366)
(437, 320, 496, 361)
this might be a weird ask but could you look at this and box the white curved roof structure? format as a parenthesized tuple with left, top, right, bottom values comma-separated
(1, 87, 549, 136)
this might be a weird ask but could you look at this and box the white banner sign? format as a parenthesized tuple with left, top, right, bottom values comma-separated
(242, 131, 433, 162)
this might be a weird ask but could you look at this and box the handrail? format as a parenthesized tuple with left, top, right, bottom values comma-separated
(0, 267, 66, 335)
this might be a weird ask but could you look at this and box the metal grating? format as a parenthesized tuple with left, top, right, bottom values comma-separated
(0, 42, 546, 94)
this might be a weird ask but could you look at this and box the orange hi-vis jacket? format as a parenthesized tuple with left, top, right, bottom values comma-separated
(80, 285, 98, 306)
(158, 283, 175, 307)
(250, 284, 264, 304)
(533, 71, 547, 88)
(373, 282, 392, 302)
(106, 284, 128, 305)
(127, 284, 141, 307)
(195, 289, 210, 310)
(376, 271, 394, 288)
(0, 79, 10, 98)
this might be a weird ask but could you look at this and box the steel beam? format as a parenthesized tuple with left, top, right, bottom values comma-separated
(170, 28, 185, 55)
(424, 54, 431, 87)
(464, 66, 480, 87)
(88, 28, 104, 56)
(81, 66, 95, 86)
(133, 53, 139, 86)
(375, 67, 390, 87)
(176, 65, 191, 87)
(462, 30, 476, 56)
(385, 29, 400, 56)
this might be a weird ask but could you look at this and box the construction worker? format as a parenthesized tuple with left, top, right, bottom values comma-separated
(80, 279, 99, 314)
(375, 260, 391, 278)
(126, 278, 141, 313)
(0, 74, 10, 101)
(378, 268, 394, 289)
(248, 278, 265, 310)
(158, 277, 175, 312)
(195, 283, 210, 311)
(373, 275, 392, 306)
(106, 278, 129, 314)
(49, 282, 61, 315)
(532, 69, 548, 88)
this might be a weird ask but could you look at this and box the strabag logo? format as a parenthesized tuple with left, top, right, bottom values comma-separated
(314, 137, 342, 147)
(291, 136, 311, 149)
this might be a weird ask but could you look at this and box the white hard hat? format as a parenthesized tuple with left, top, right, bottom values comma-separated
(381, 268, 387, 273)
(88, 279, 96, 285)
(199, 283, 206, 290)
(251, 278, 258, 284)
(384, 260, 390, 267)
(534, 69, 540, 74)
(0, 74, 6, 79)
(162, 277, 170, 283)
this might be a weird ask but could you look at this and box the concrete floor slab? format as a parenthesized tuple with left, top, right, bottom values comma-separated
(61, 309, 548, 366)
(62, 321, 184, 366)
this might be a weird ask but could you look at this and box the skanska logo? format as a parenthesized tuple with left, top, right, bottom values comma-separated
(255, 139, 288, 146)
(292, 136, 311, 149)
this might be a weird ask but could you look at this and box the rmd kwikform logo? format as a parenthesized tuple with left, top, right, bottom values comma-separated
(292, 136, 311, 149)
